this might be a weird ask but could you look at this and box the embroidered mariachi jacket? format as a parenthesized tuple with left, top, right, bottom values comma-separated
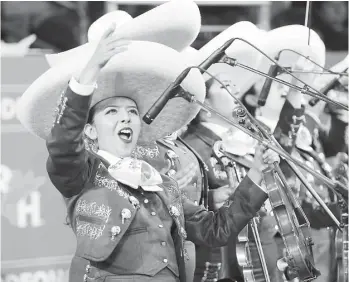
(273, 101, 341, 229)
(134, 137, 208, 207)
(46, 86, 268, 282)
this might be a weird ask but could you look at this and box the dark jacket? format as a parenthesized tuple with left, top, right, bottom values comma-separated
(46, 85, 268, 282)
(274, 101, 341, 229)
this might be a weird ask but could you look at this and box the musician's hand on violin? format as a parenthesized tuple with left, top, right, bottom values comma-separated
(253, 144, 280, 171)
(209, 185, 233, 210)
(172, 163, 197, 190)
(248, 144, 280, 187)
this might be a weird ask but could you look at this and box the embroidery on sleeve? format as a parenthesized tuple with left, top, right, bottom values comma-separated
(52, 89, 68, 126)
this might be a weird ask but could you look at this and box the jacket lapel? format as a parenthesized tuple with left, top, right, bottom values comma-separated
(155, 182, 187, 241)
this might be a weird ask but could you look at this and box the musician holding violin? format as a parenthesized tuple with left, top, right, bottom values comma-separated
(256, 54, 349, 282)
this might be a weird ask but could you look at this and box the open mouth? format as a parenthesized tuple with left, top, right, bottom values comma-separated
(118, 127, 133, 143)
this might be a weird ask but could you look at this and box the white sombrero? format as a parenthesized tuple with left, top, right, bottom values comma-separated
(182, 21, 267, 97)
(45, 0, 201, 68)
(17, 41, 206, 143)
(255, 25, 326, 132)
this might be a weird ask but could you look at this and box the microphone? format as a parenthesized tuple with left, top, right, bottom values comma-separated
(199, 39, 235, 72)
(308, 75, 343, 106)
(257, 64, 280, 107)
(143, 68, 192, 125)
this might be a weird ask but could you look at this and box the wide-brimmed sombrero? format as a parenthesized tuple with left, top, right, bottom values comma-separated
(181, 21, 267, 97)
(254, 25, 326, 131)
(17, 41, 206, 143)
(258, 25, 326, 78)
(45, 0, 201, 68)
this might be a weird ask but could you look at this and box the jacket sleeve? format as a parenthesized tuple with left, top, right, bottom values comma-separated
(183, 175, 267, 248)
(321, 116, 348, 157)
(273, 100, 305, 154)
(46, 86, 95, 198)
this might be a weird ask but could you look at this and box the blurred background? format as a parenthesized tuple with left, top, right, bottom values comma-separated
(1, 1, 348, 281)
(1, 1, 348, 52)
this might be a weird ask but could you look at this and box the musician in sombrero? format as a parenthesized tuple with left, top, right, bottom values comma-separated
(179, 22, 268, 282)
(181, 23, 327, 282)
(41, 3, 208, 281)
(16, 3, 280, 282)
(254, 30, 348, 282)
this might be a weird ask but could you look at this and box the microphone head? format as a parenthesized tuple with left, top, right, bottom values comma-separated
(142, 113, 154, 125)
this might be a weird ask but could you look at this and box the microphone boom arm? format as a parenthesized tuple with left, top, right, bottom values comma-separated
(221, 56, 349, 111)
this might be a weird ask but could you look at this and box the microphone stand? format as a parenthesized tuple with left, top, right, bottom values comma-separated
(198, 37, 348, 111)
(177, 87, 344, 231)
(220, 56, 349, 111)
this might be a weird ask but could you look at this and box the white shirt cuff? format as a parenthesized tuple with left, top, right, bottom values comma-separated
(69, 77, 97, 96)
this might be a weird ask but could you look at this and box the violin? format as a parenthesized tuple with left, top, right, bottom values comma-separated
(213, 141, 271, 282)
(333, 154, 349, 282)
(231, 105, 320, 281)
(262, 166, 320, 281)
(335, 212, 348, 282)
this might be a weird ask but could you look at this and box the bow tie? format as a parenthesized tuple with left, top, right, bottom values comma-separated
(108, 158, 163, 192)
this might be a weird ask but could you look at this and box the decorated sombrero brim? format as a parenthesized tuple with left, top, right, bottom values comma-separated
(45, 0, 201, 68)
(16, 41, 206, 143)
(182, 22, 267, 97)
(257, 25, 326, 87)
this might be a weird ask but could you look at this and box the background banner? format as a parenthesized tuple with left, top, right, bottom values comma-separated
(1, 56, 75, 282)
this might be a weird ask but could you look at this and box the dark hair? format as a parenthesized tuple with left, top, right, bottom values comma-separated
(87, 98, 113, 124)
(87, 105, 97, 124)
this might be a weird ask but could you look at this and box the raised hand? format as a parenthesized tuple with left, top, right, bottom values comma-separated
(79, 23, 130, 85)
(247, 144, 280, 188)
(252, 144, 280, 173)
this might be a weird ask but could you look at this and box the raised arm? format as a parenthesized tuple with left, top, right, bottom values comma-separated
(46, 84, 97, 198)
(46, 24, 129, 198)
(184, 175, 267, 248)
(273, 58, 317, 153)
(183, 144, 278, 247)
